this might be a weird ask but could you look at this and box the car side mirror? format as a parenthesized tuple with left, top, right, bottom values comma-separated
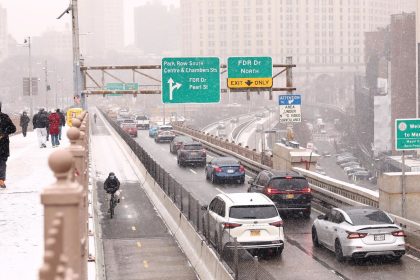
(248, 178, 255, 185)
(201, 205, 208, 211)
(318, 214, 326, 220)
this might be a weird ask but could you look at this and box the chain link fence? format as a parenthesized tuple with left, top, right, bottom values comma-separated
(101, 110, 275, 280)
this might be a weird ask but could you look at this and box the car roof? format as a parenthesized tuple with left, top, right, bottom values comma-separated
(334, 206, 379, 215)
(218, 193, 274, 206)
(264, 169, 304, 178)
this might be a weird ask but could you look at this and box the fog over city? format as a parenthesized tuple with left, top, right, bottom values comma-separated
(2, 1, 420, 280)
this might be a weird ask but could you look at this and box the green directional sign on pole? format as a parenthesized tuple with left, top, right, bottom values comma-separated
(395, 119, 420, 150)
(105, 83, 139, 91)
(161, 57, 220, 104)
(227, 56, 272, 89)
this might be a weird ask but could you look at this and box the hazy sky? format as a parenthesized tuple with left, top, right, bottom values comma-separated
(0, 0, 178, 45)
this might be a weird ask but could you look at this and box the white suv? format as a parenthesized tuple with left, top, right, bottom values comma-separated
(204, 193, 284, 255)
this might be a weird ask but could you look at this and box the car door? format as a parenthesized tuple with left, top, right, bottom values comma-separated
(324, 209, 340, 248)
(316, 210, 332, 245)
(208, 198, 219, 242)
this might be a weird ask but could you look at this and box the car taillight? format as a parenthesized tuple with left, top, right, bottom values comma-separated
(285, 176, 293, 179)
(269, 220, 284, 227)
(301, 186, 311, 193)
(392, 230, 406, 237)
(224, 222, 242, 229)
(239, 165, 245, 173)
(214, 166, 222, 173)
(265, 187, 281, 195)
(346, 232, 368, 239)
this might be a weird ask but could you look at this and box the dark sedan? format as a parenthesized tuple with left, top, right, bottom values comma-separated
(205, 157, 245, 184)
(170, 135, 194, 154)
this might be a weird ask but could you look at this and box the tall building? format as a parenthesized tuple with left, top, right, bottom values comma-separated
(181, 0, 416, 74)
(32, 29, 72, 59)
(78, 0, 124, 59)
(0, 4, 8, 61)
(134, 2, 180, 55)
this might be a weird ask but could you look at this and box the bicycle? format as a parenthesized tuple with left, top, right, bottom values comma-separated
(109, 193, 117, 218)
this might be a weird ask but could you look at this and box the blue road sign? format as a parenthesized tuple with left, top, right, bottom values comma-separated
(279, 95, 301, 106)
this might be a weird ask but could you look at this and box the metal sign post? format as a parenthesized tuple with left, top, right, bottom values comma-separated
(401, 150, 406, 217)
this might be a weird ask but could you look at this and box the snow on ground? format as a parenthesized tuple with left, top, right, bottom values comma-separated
(0, 129, 69, 280)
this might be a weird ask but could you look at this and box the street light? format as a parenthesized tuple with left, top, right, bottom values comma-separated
(22, 37, 33, 117)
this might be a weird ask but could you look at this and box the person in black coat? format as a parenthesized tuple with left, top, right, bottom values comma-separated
(57, 109, 66, 140)
(104, 172, 120, 194)
(0, 102, 17, 188)
(33, 108, 48, 148)
(19, 111, 30, 137)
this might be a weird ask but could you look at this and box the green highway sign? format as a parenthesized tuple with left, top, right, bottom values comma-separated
(395, 119, 420, 150)
(105, 83, 139, 91)
(227, 56, 273, 89)
(161, 57, 220, 104)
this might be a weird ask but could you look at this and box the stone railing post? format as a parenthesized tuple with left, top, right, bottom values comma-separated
(41, 150, 85, 279)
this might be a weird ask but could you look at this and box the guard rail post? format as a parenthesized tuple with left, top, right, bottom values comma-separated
(40, 150, 85, 279)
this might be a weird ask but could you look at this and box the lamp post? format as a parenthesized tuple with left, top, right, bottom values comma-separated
(23, 37, 33, 117)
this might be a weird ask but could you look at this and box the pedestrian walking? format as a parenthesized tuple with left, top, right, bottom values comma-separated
(94, 113, 97, 124)
(46, 110, 51, 142)
(32, 108, 48, 148)
(19, 111, 30, 137)
(57, 109, 66, 140)
(0, 102, 17, 189)
(48, 109, 61, 148)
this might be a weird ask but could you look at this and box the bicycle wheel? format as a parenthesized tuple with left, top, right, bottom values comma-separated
(110, 196, 115, 219)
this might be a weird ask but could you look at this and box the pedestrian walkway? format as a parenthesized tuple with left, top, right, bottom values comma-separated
(0, 128, 69, 280)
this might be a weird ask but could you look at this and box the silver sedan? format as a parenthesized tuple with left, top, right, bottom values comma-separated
(312, 206, 406, 262)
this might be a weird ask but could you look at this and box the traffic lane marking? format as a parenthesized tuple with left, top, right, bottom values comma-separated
(132, 226, 136, 231)
(143, 260, 149, 268)
(215, 188, 227, 195)
(189, 169, 197, 174)
(136, 241, 142, 248)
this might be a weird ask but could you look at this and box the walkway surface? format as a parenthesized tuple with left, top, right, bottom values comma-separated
(0, 129, 69, 279)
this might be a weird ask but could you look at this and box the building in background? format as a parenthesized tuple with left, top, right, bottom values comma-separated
(390, 12, 416, 151)
(181, 0, 415, 74)
(78, 0, 124, 60)
(32, 28, 72, 59)
(134, 2, 180, 56)
(0, 4, 8, 62)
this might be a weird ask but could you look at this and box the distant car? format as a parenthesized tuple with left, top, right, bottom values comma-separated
(347, 168, 368, 177)
(149, 126, 159, 137)
(248, 170, 312, 218)
(340, 161, 360, 168)
(121, 122, 137, 138)
(343, 166, 362, 173)
(205, 157, 245, 184)
(203, 193, 284, 255)
(336, 156, 358, 165)
(217, 122, 226, 129)
(134, 115, 150, 129)
(155, 130, 176, 143)
(312, 206, 406, 262)
(170, 135, 194, 154)
(320, 129, 327, 134)
(351, 171, 370, 181)
(217, 129, 227, 138)
(230, 117, 239, 123)
(177, 142, 206, 166)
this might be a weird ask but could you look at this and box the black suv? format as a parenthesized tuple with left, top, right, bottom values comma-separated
(248, 170, 312, 218)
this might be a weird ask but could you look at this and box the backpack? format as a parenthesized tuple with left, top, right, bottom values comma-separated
(38, 113, 48, 128)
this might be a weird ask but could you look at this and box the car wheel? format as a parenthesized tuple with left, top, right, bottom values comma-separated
(239, 178, 245, 185)
(312, 226, 320, 247)
(335, 239, 345, 262)
(274, 247, 283, 256)
(303, 208, 311, 219)
(211, 173, 217, 184)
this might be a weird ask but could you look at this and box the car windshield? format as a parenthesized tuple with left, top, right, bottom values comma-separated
(229, 205, 278, 219)
(347, 209, 393, 225)
(136, 116, 148, 120)
(160, 126, 172, 131)
(183, 144, 202, 150)
(270, 178, 308, 191)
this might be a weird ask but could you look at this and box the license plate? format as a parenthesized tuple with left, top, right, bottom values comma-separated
(286, 194, 295, 199)
(250, 230, 260, 236)
(227, 169, 234, 173)
(374, 234, 385, 241)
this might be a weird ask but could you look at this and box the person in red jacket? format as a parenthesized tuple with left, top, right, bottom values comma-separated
(48, 109, 61, 148)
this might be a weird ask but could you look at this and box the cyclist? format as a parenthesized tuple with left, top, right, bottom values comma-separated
(104, 172, 120, 216)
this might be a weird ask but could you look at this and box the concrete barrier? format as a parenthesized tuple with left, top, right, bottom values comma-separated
(97, 110, 233, 280)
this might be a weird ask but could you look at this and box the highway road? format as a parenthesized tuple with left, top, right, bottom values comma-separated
(134, 130, 420, 280)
